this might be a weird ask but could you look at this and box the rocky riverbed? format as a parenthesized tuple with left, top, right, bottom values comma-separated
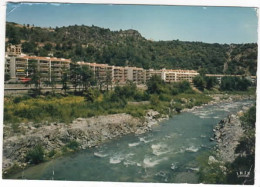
(183, 94, 254, 113)
(2, 94, 254, 176)
(2, 110, 168, 175)
(207, 104, 253, 166)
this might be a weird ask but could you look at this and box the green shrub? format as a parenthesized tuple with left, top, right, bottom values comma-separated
(159, 93, 172, 101)
(186, 102, 194, 109)
(61, 146, 69, 153)
(171, 87, 179, 95)
(150, 95, 160, 106)
(147, 75, 167, 94)
(197, 151, 227, 184)
(174, 103, 183, 113)
(193, 75, 206, 91)
(134, 90, 149, 101)
(172, 81, 192, 93)
(25, 144, 45, 164)
(66, 140, 80, 151)
(13, 95, 31, 104)
(48, 149, 56, 158)
(126, 107, 146, 118)
(220, 77, 251, 91)
(11, 123, 20, 133)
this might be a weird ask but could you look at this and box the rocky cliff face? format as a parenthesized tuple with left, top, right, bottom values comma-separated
(3, 110, 168, 174)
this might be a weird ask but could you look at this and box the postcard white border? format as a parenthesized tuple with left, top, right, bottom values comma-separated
(0, 1, 259, 187)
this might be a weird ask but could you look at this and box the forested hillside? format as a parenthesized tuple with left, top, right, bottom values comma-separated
(5, 22, 258, 75)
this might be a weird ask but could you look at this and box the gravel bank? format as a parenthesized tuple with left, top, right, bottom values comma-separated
(3, 110, 168, 175)
(210, 104, 253, 163)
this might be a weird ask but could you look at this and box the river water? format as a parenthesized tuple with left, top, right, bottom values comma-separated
(10, 99, 254, 183)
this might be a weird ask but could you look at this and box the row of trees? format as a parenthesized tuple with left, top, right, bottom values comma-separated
(192, 72, 252, 91)
(25, 62, 115, 96)
(146, 75, 192, 95)
(24, 64, 253, 97)
(220, 77, 252, 91)
(193, 75, 218, 91)
(25, 64, 196, 99)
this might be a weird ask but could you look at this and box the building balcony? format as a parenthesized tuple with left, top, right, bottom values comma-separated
(52, 70, 61, 73)
(16, 69, 25, 72)
(52, 64, 62, 67)
(16, 66, 26, 69)
(16, 61, 27, 64)
(39, 64, 49, 67)
(52, 72, 62, 76)
(40, 68, 49, 72)
(16, 73, 26, 76)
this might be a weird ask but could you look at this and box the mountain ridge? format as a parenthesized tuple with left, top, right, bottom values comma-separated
(5, 22, 258, 75)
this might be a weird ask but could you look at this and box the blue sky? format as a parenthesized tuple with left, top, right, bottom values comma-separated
(6, 3, 258, 44)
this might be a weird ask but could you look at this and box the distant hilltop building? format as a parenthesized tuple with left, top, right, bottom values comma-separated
(4, 44, 256, 84)
(6, 44, 22, 56)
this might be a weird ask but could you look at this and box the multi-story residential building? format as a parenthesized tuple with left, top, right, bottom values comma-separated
(6, 45, 255, 86)
(5, 45, 71, 82)
(6, 44, 22, 56)
(77, 63, 146, 84)
(77, 62, 113, 84)
(113, 66, 126, 84)
(124, 67, 145, 84)
(76, 62, 199, 84)
(145, 69, 163, 81)
(5, 55, 71, 82)
(162, 69, 199, 83)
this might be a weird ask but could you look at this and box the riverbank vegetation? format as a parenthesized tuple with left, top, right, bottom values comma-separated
(4, 77, 212, 126)
(197, 105, 256, 184)
(225, 105, 256, 184)
(192, 70, 252, 92)
(3, 71, 256, 178)
(4, 68, 256, 127)
(3, 76, 256, 179)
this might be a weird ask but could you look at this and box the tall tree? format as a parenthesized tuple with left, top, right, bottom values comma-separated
(146, 75, 165, 94)
(193, 75, 206, 91)
(205, 77, 218, 90)
(105, 69, 112, 92)
(80, 65, 94, 92)
(61, 68, 70, 95)
(27, 62, 41, 95)
(70, 63, 81, 92)
(95, 68, 104, 91)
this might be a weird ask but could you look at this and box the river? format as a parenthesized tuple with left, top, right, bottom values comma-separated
(10, 99, 254, 183)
